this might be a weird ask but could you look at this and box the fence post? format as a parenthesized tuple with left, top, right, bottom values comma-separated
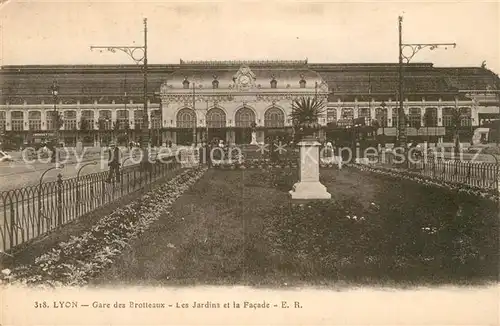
(57, 174, 63, 227)
(37, 186, 42, 235)
(101, 177, 106, 205)
(497, 165, 500, 200)
(467, 163, 472, 185)
(10, 199, 16, 249)
(120, 170, 124, 197)
(76, 179, 80, 219)
(481, 163, 486, 188)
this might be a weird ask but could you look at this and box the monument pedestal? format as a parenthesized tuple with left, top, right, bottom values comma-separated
(289, 136, 331, 200)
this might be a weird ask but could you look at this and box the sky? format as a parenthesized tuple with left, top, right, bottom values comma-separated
(0, 0, 499, 74)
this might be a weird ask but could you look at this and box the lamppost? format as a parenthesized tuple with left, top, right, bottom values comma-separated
(397, 16, 456, 153)
(91, 18, 149, 168)
(192, 82, 197, 146)
(379, 101, 387, 146)
(50, 81, 60, 163)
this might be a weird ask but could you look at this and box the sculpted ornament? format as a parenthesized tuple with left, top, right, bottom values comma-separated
(160, 82, 168, 94)
(233, 65, 257, 91)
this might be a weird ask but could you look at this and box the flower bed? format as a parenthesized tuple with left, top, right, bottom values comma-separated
(348, 163, 499, 203)
(212, 157, 341, 169)
(0, 167, 207, 287)
(261, 171, 498, 283)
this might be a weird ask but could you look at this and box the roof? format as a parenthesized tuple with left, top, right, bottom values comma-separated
(165, 62, 323, 90)
(0, 62, 498, 105)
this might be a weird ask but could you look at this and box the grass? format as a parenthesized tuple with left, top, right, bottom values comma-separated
(91, 166, 498, 288)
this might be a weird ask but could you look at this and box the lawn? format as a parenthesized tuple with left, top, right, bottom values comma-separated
(92, 166, 498, 288)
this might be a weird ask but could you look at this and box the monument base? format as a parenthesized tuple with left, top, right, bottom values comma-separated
(289, 181, 331, 200)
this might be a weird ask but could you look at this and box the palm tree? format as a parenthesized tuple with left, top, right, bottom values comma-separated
(290, 97, 326, 141)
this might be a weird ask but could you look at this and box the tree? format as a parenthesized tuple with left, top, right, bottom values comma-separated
(290, 97, 326, 141)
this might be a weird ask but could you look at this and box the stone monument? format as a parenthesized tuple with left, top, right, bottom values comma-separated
(250, 121, 258, 145)
(289, 135, 331, 200)
(250, 131, 258, 145)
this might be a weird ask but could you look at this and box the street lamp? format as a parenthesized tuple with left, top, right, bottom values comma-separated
(91, 18, 149, 168)
(50, 80, 60, 163)
(380, 101, 387, 146)
(397, 15, 456, 162)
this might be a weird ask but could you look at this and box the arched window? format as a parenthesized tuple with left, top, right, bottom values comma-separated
(11, 111, 24, 131)
(206, 108, 226, 128)
(338, 107, 354, 127)
(28, 111, 41, 131)
(133, 110, 144, 129)
(235, 107, 256, 127)
(442, 107, 455, 127)
(270, 79, 277, 89)
(116, 110, 129, 129)
(375, 107, 388, 127)
(408, 107, 422, 128)
(183, 78, 190, 89)
(99, 110, 112, 130)
(64, 110, 77, 130)
(423, 108, 438, 127)
(81, 110, 94, 130)
(151, 109, 162, 129)
(459, 107, 472, 126)
(264, 107, 284, 128)
(176, 108, 196, 128)
(327, 107, 337, 123)
(0, 111, 6, 132)
(358, 107, 370, 125)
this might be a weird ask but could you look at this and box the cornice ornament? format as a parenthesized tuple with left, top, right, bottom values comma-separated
(162, 94, 236, 103)
(233, 65, 257, 91)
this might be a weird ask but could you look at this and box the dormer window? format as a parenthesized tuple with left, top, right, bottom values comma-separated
(183, 78, 190, 89)
(299, 79, 306, 88)
(270, 79, 277, 89)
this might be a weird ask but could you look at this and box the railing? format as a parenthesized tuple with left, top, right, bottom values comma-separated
(407, 158, 498, 190)
(0, 156, 181, 253)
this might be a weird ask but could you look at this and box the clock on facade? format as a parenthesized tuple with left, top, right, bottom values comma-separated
(239, 75, 250, 85)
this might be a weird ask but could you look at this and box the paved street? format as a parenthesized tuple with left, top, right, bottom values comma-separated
(0, 148, 137, 192)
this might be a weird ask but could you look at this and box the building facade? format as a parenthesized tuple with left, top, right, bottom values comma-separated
(0, 60, 498, 148)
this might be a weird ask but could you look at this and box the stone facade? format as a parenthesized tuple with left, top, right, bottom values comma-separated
(0, 61, 498, 147)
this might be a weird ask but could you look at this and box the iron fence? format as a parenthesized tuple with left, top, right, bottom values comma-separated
(0, 157, 181, 253)
(407, 158, 499, 190)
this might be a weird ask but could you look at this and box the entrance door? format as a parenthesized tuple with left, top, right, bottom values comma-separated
(177, 129, 194, 145)
(208, 128, 226, 143)
(235, 128, 251, 144)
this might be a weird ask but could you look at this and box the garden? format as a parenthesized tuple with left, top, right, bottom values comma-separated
(85, 166, 497, 287)
(0, 94, 497, 288)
